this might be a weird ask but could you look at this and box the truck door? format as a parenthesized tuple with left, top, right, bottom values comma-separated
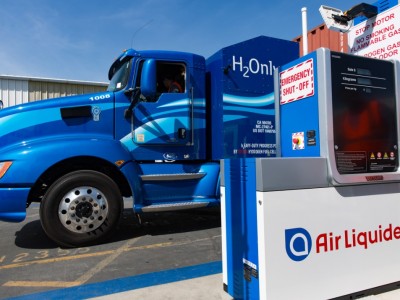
(133, 61, 192, 147)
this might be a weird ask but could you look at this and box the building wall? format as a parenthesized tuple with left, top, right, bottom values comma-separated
(0, 78, 29, 107)
(28, 80, 107, 101)
(0, 75, 107, 108)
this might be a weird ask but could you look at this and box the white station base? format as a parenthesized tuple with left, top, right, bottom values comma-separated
(222, 158, 400, 299)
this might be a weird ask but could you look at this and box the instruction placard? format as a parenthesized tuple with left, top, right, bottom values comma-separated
(280, 59, 314, 105)
(348, 5, 400, 61)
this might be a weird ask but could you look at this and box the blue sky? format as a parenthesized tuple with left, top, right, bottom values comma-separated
(0, 0, 363, 82)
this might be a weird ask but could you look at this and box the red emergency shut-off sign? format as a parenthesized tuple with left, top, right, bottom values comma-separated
(280, 59, 314, 105)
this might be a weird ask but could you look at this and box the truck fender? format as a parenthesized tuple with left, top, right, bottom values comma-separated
(0, 137, 133, 185)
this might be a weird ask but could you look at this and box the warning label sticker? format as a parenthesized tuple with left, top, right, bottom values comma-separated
(280, 59, 314, 105)
(292, 132, 305, 150)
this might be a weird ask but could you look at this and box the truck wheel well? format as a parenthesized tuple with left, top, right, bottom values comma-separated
(28, 156, 132, 205)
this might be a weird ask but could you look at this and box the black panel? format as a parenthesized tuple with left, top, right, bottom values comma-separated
(60, 106, 92, 119)
(331, 52, 398, 174)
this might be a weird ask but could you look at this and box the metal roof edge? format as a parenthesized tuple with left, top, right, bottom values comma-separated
(0, 74, 108, 86)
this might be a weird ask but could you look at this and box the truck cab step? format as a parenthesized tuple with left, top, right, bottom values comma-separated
(140, 173, 206, 182)
(141, 201, 210, 212)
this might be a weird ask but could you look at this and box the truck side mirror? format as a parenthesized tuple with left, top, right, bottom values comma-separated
(141, 59, 157, 98)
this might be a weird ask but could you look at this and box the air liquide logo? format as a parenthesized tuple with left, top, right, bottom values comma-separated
(285, 228, 312, 261)
(285, 224, 400, 262)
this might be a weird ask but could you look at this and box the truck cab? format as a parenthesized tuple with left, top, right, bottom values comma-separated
(0, 49, 220, 247)
(110, 49, 220, 212)
(0, 36, 298, 247)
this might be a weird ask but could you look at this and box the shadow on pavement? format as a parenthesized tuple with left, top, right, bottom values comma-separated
(14, 207, 221, 249)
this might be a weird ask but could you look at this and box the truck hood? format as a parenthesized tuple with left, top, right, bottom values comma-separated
(0, 91, 115, 150)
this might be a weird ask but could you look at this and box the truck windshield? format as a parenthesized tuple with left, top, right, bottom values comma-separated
(107, 58, 132, 92)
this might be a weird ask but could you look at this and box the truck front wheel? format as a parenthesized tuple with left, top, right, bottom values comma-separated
(40, 170, 122, 247)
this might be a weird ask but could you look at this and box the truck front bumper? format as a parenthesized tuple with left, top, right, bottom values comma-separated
(0, 187, 29, 222)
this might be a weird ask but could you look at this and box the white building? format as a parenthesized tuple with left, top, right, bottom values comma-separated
(0, 75, 108, 108)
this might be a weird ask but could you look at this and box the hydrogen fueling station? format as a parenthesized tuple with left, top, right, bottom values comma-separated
(221, 1, 400, 299)
(3, 1, 400, 300)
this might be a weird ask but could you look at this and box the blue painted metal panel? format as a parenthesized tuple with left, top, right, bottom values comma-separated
(0, 91, 115, 150)
(278, 51, 321, 157)
(224, 158, 259, 300)
(135, 162, 220, 210)
(0, 187, 29, 222)
(207, 36, 299, 160)
(118, 53, 207, 161)
(0, 91, 137, 185)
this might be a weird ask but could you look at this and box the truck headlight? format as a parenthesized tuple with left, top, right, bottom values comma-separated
(0, 161, 12, 179)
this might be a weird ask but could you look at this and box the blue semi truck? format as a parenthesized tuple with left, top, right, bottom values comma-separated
(0, 36, 298, 246)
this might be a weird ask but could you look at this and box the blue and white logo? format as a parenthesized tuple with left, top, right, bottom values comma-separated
(92, 106, 101, 121)
(285, 228, 312, 261)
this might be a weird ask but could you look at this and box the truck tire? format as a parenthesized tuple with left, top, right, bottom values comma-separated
(40, 170, 122, 247)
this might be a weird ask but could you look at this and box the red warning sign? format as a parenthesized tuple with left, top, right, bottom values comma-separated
(348, 5, 400, 61)
(280, 59, 314, 105)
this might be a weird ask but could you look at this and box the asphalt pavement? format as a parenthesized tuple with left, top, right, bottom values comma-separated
(2, 200, 400, 299)
(0, 200, 222, 299)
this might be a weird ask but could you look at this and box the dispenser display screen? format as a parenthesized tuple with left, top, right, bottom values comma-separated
(331, 52, 398, 174)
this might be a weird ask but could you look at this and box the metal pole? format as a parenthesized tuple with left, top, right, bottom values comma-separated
(302, 7, 308, 55)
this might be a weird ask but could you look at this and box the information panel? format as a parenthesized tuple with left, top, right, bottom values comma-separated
(330, 52, 398, 174)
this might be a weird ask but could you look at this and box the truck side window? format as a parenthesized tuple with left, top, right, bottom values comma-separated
(156, 62, 186, 94)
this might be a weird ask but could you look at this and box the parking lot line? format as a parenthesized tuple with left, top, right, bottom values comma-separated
(76, 236, 142, 284)
(3, 281, 80, 288)
(0, 236, 220, 271)
(5, 261, 223, 300)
